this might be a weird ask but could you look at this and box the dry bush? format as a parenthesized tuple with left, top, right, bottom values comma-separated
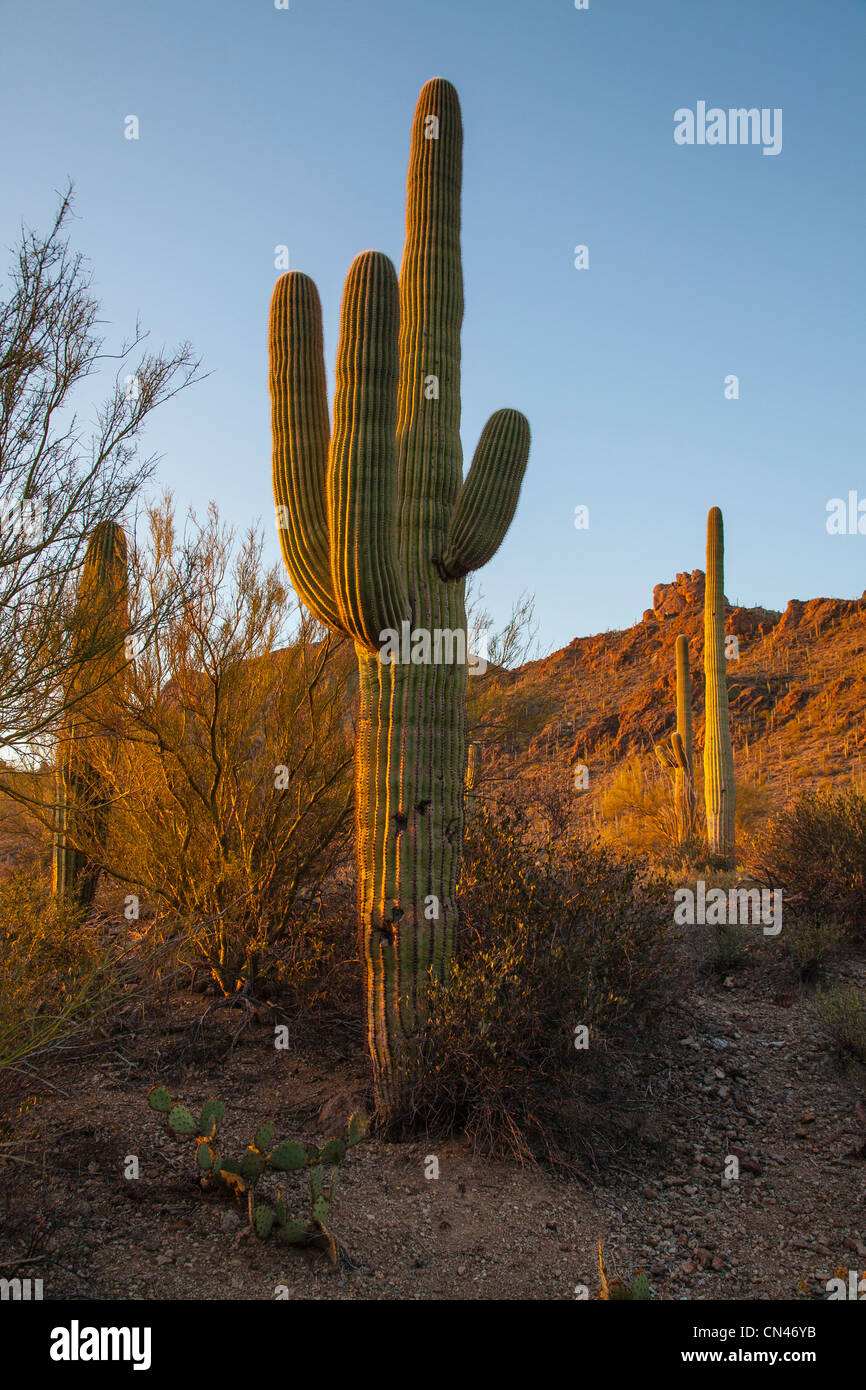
(0, 186, 201, 766)
(411, 786, 679, 1164)
(817, 984, 866, 1073)
(599, 757, 773, 868)
(0, 868, 141, 1071)
(68, 499, 356, 994)
(750, 788, 866, 941)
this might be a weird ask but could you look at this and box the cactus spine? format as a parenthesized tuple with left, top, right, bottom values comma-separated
(52, 520, 128, 907)
(703, 506, 735, 867)
(268, 79, 530, 1121)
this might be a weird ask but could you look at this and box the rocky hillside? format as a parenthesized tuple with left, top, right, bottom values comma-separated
(477, 570, 866, 807)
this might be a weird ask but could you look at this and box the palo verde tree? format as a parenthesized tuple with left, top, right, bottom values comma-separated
(0, 186, 201, 767)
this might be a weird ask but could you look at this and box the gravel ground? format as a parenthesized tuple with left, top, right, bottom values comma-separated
(2, 954, 864, 1302)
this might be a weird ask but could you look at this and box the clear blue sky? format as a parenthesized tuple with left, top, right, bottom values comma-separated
(3, 0, 865, 653)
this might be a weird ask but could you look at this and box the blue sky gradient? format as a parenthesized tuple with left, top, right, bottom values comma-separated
(3, 0, 865, 652)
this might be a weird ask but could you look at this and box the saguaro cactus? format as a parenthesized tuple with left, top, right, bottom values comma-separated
(656, 634, 698, 844)
(654, 636, 696, 846)
(672, 634, 697, 841)
(53, 520, 128, 908)
(703, 506, 735, 867)
(269, 78, 530, 1120)
(464, 741, 482, 822)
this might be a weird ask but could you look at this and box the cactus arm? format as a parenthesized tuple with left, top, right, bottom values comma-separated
(269, 272, 344, 632)
(670, 730, 690, 770)
(397, 76, 464, 570)
(327, 252, 411, 651)
(437, 409, 530, 580)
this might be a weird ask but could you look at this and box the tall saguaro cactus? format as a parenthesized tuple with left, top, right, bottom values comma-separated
(53, 520, 128, 908)
(703, 506, 735, 867)
(269, 78, 530, 1121)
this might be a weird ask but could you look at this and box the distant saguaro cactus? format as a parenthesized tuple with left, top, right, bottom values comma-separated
(268, 79, 530, 1121)
(464, 741, 482, 821)
(654, 634, 697, 846)
(672, 634, 697, 841)
(703, 506, 735, 867)
(53, 520, 128, 908)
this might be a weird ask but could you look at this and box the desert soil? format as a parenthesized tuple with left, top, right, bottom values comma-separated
(2, 953, 865, 1302)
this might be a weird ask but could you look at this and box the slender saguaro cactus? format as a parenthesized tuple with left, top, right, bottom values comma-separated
(703, 506, 735, 867)
(654, 634, 696, 845)
(464, 741, 482, 822)
(269, 79, 530, 1121)
(671, 634, 697, 841)
(53, 520, 128, 908)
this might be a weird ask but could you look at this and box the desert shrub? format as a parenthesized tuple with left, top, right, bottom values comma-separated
(599, 757, 678, 859)
(751, 789, 866, 939)
(67, 501, 356, 994)
(411, 798, 677, 1163)
(0, 868, 136, 1069)
(817, 984, 866, 1069)
(601, 759, 772, 867)
(782, 918, 846, 981)
(707, 922, 750, 974)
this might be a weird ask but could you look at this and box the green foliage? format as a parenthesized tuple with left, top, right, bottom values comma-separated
(199, 1099, 226, 1135)
(253, 1120, 275, 1153)
(319, 1138, 346, 1165)
(269, 1140, 308, 1171)
(347, 1112, 368, 1148)
(145, 1088, 367, 1265)
(167, 1103, 197, 1135)
(147, 1085, 171, 1114)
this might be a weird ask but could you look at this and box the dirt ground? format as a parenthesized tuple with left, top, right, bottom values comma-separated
(2, 950, 865, 1302)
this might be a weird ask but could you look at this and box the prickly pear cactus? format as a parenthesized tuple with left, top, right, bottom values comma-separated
(145, 1089, 368, 1264)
